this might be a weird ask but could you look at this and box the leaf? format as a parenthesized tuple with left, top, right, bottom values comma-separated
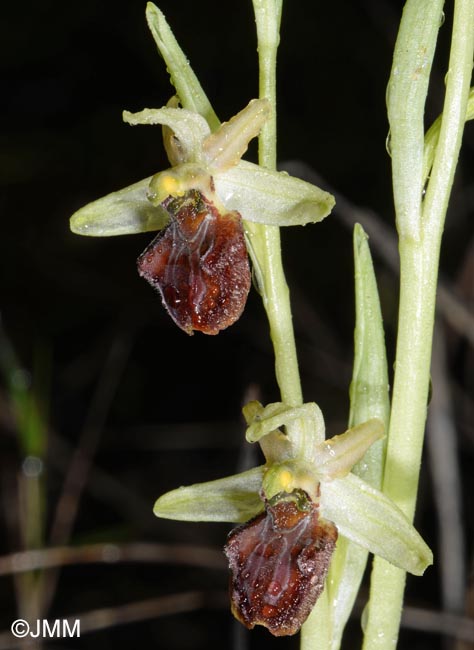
(70, 177, 168, 236)
(327, 225, 390, 649)
(145, 3, 220, 131)
(327, 536, 365, 650)
(154, 466, 264, 523)
(215, 160, 335, 227)
(350, 224, 390, 485)
(386, 0, 443, 238)
(321, 473, 433, 576)
(423, 86, 474, 184)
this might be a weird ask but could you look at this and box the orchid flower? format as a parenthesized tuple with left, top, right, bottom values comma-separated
(70, 48, 334, 334)
(70, 97, 334, 239)
(154, 401, 432, 635)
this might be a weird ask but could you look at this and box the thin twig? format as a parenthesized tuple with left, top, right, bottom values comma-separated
(0, 591, 227, 650)
(41, 323, 135, 614)
(49, 328, 134, 546)
(0, 406, 156, 532)
(0, 542, 225, 576)
(402, 605, 474, 642)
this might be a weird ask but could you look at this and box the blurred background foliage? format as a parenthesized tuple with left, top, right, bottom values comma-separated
(0, 0, 473, 648)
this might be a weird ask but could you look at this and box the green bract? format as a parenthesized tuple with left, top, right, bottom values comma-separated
(326, 223, 391, 650)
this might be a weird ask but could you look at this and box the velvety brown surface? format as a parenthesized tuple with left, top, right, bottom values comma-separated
(224, 493, 337, 636)
(137, 189, 251, 335)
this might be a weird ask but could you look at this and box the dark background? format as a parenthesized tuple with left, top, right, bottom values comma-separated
(1, 0, 473, 648)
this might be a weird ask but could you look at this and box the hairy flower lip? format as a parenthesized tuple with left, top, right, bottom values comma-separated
(224, 489, 338, 636)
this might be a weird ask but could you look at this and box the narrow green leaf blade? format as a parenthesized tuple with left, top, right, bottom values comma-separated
(386, 0, 444, 238)
(146, 3, 220, 131)
(423, 86, 474, 185)
(327, 225, 390, 649)
(154, 466, 264, 523)
(350, 224, 390, 485)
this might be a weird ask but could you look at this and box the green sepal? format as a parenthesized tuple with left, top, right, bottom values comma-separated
(216, 160, 335, 227)
(70, 157, 335, 237)
(244, 401, 325, 445)
(123, 107, 210, 164)
(321, 473, 433, 576)
(153, 466, 264, 523)
(70, 176, 168, 236)
(244, 402, 328, 467)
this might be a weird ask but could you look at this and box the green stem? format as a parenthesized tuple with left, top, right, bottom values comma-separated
(248, 0, 303, 408)
(252, 1, 329, 647)
(249, 223, 303, 407)
(362, 1, 474, 648)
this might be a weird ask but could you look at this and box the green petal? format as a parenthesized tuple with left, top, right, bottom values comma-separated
(123, 107, 210, 164)
(70, 176, 168, 236)
(154, 466, 264, 523)
(321, 473, 432, 576)
(202, 99, 270, 172)
(314, 418, 384, 480)
(215, 160, 335, 226)
(145, 3, 220, 131)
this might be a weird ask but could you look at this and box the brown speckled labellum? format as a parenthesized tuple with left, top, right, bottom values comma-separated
(137, 189, 251, 335)
(224, 490, 337, 636)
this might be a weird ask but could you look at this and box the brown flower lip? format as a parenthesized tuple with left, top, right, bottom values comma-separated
(137, 188, 251, 335)
(224, 489, 337, 636)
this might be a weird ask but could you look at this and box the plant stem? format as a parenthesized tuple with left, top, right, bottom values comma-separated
(251, 1, 330, 648)
(362, 1, 474, 648)
(247, 0, 303, 408)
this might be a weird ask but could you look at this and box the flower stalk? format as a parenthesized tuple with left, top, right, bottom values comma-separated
(246, 0, 303, 408)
